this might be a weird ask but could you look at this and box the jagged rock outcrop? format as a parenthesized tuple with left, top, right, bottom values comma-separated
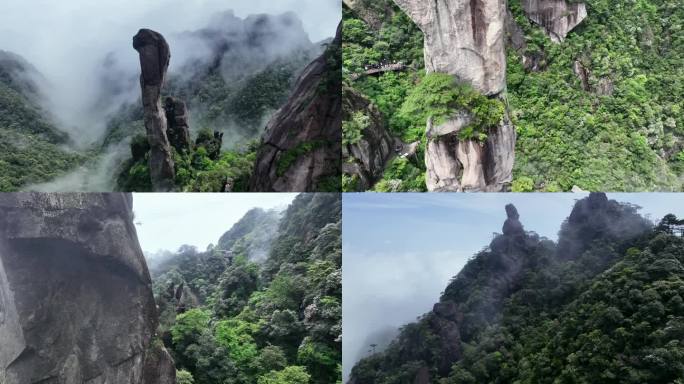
(0, 193, 175, 383)
(521, 0, 587, 43)
(164, 97, 192, 153)
(133, 29, 176, 192)
(393, 0, 515, 192)
(393, 0, 507, 96)
(342, 86, 395, 191)
(250, 22, 342, 192)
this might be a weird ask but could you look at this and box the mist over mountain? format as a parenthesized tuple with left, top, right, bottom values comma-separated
(348, 193, 684, 383)
(0, 0, 341, 192)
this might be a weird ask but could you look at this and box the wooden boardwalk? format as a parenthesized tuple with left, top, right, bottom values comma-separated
(350, 63, 408, 81)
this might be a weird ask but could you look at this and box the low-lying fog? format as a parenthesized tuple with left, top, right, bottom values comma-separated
(341, 193, 684, 382)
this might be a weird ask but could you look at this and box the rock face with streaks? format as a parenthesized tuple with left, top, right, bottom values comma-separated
(392, 0, 515, 192)
(393, 0, 507, 95)
(133, 29, 176, 192)
(250, 22, 342, 192)
(521, 0, 587, 43)
(0, 193, 175, 384)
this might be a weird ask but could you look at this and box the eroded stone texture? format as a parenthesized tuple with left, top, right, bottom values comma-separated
(250, 22, 342, 192)
(456, 140, 486, 191)
(133, 29, 176, 192)
(393, 0, 507, 95)
(392, 0, 514, 192)
(483, 114, 515, 190)
(521, 0, 587, 43)
(425, 110, 514, 192)
(425, 125, 462, 192)
(0, 193, 175, 384)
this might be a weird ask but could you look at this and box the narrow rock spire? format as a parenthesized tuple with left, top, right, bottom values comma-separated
(502, 203, 525, 236)
(133, 29, 176, 192)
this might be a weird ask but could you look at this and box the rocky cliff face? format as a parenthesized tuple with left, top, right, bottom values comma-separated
(521, 0, 587, 43)
(0, 193, 175, 384)
(133, 29, 176, 192)
(250, 22, 342, 192)
(393, 0, 507, 95)
(342, 86, 395, 191)
(424, 110, 514, 192)
(392, 0, 515, 192)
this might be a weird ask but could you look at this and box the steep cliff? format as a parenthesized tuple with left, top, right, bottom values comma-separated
(0, 193, 174, 383)
(391, 0, 515, 192)
(250, 23, 342, 192)
(393, 0, 507, 95)
(133, 29, 176, 192)
(342, 85, 396, 191)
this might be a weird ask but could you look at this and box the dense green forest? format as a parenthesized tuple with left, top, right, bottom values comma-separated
(150, 194, 341, 384)
(349, 193, 684, 383)
(0, 51, 86, 191)
(342, 0, 684, 191)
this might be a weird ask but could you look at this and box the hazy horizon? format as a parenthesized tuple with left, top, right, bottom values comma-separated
(342, 193, 684, 381)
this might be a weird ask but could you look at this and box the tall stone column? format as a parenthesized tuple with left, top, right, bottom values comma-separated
(393, 0, 515, 191)
(133, 29, 176, 192)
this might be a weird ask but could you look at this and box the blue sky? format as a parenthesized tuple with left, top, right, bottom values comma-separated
(342, 193, 684, 380)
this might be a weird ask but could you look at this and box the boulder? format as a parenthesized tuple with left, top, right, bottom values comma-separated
(0, 193, 175, 383)
(133, 29, 176, 192)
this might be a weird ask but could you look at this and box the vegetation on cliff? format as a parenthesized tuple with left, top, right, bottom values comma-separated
(343, 0, 684, 191)
(350, 193, 684, 383)
(151, 194, 342, 384)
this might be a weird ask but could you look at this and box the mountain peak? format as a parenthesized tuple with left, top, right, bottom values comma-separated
(502, 203, 524, 236)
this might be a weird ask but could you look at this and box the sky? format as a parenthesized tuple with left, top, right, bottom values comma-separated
(342, 192, 684, 381)
(132, 193, 296, 254)
(0, 0, 340, 143)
